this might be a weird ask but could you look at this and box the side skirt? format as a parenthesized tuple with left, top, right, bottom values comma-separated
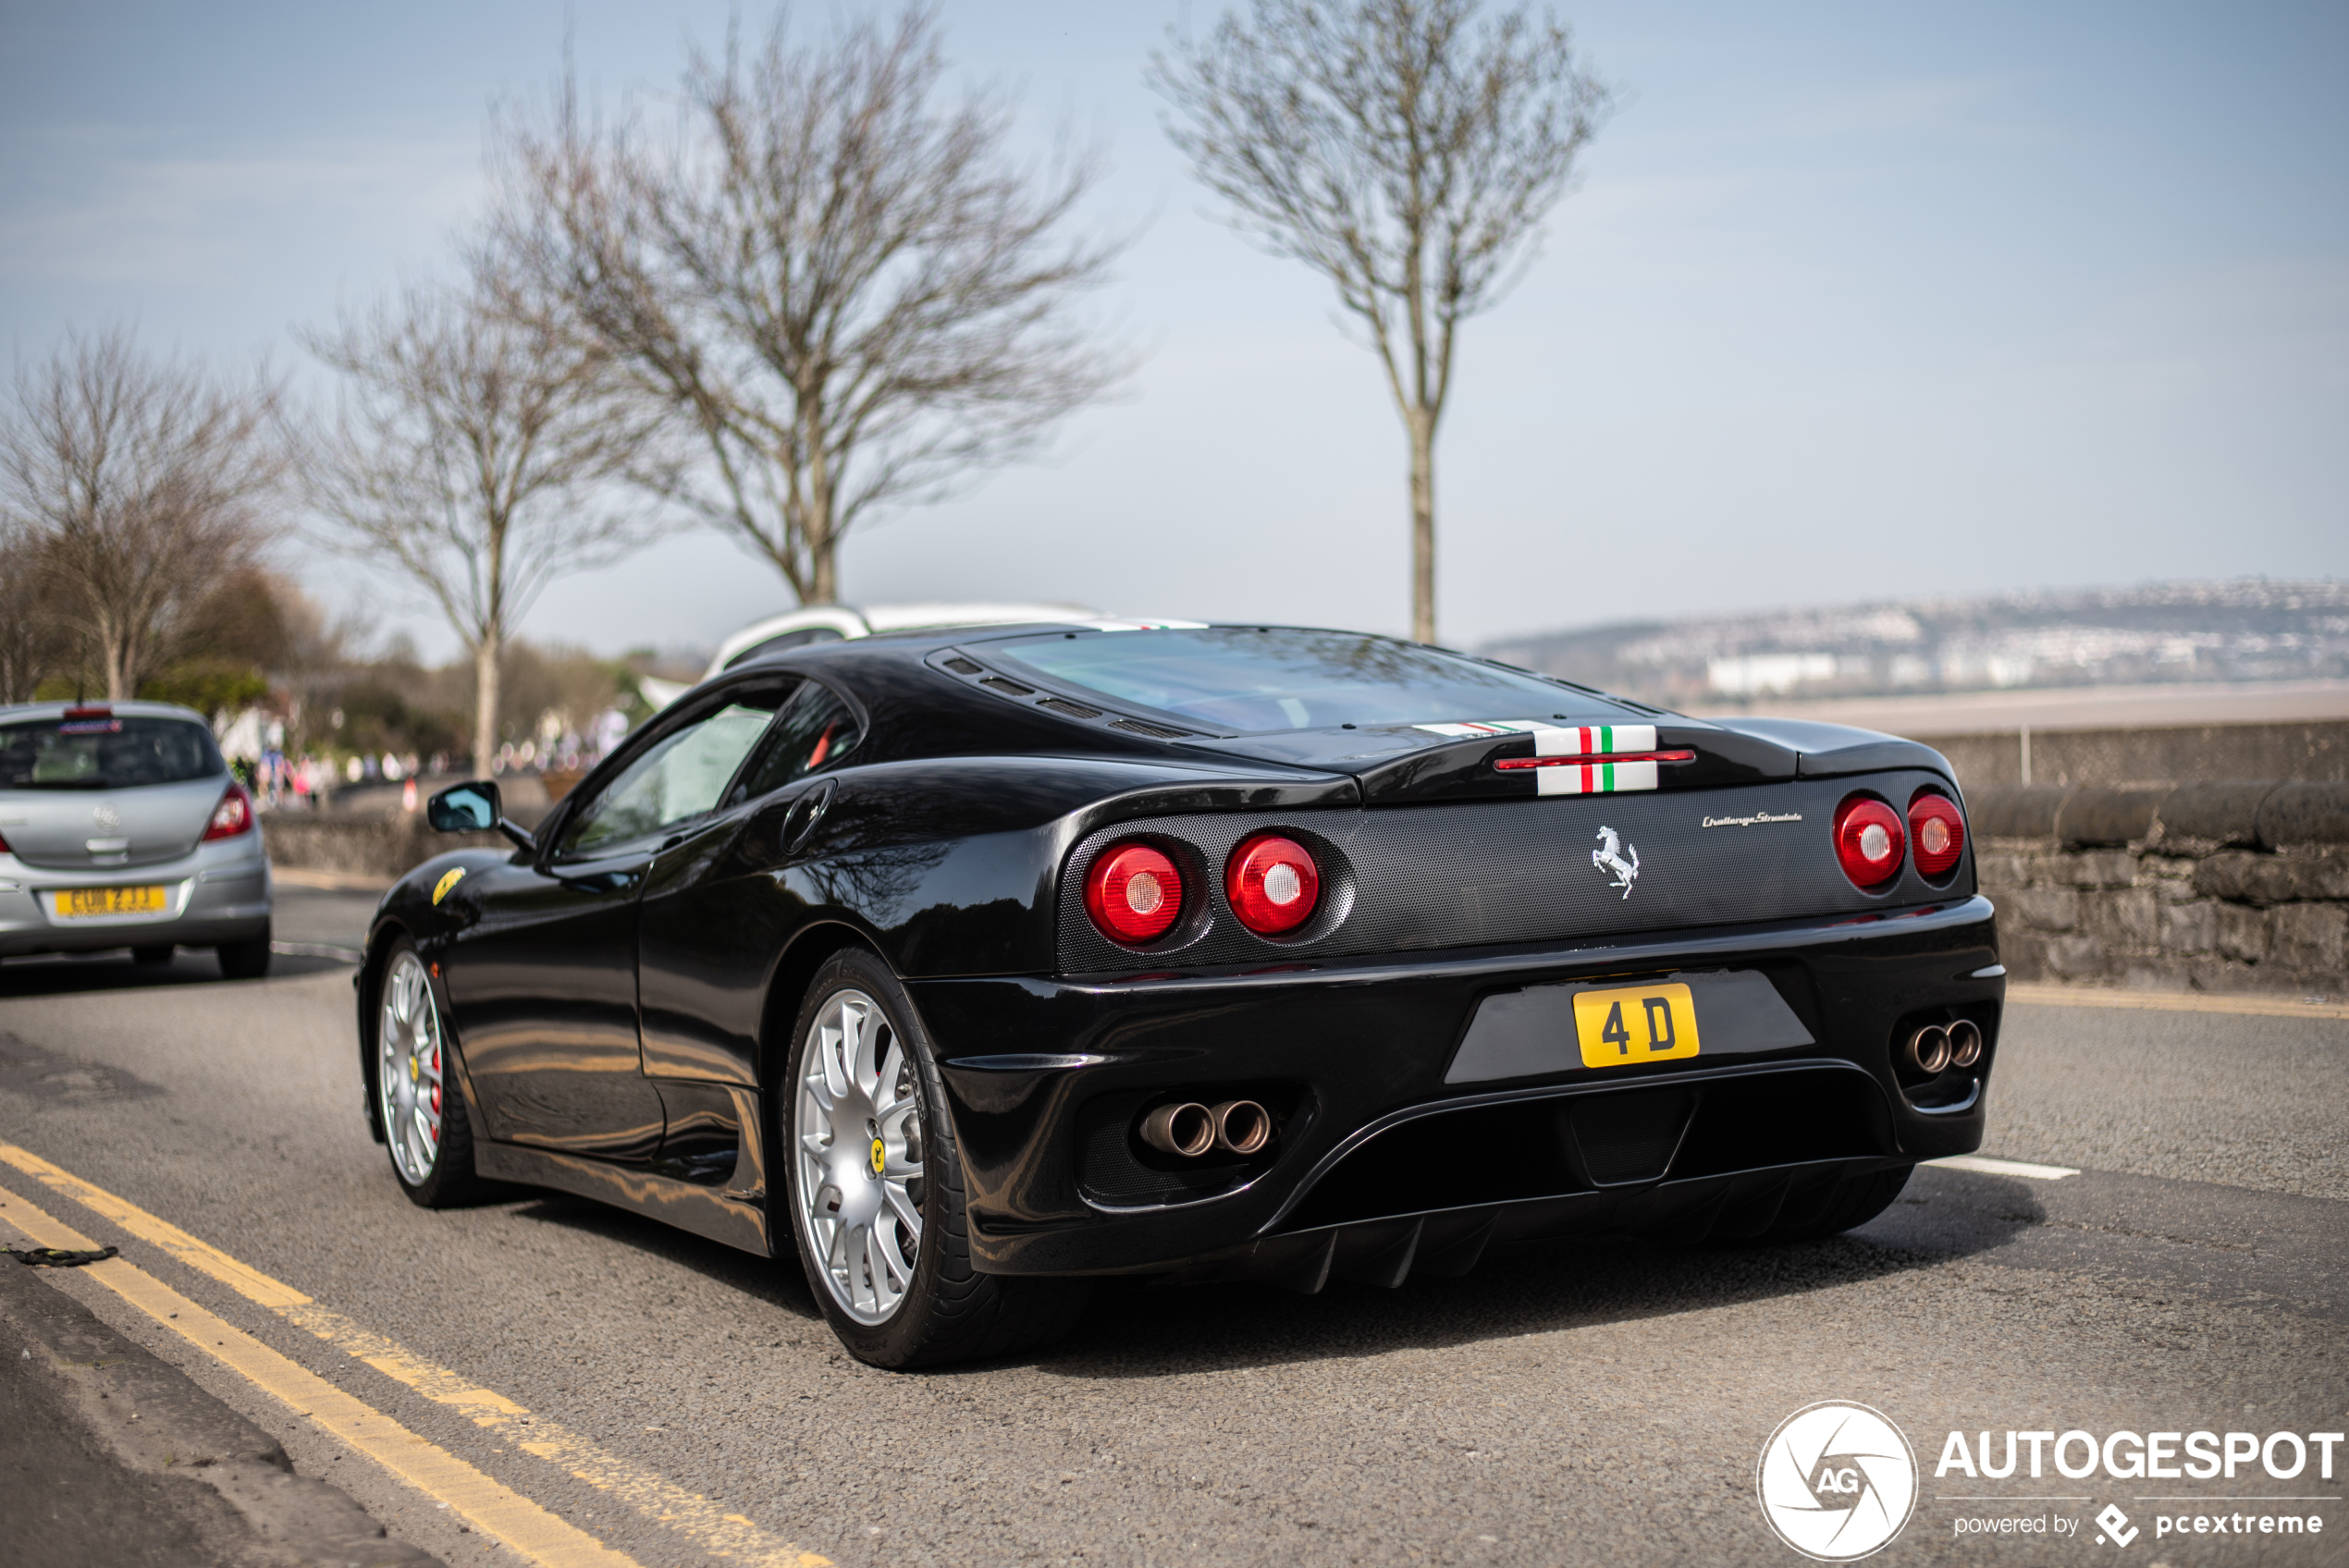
(474, 1135, 773, 1258)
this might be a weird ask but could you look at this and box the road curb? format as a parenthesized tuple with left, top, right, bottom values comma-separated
(0, 1256, 440, 1568)
(2004, 981, 2349, 1020)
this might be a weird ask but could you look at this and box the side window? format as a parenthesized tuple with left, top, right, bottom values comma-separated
(732, 682, 863, 803)
(557, 699, 781, 860)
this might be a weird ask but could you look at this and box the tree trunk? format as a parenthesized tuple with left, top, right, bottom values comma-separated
(101, 615, 131, 701)
(1408, 409, 1436, 644)
(806, 433, 838, 603)
(473, 631, 501, 779)
(809, 525, 836, 603)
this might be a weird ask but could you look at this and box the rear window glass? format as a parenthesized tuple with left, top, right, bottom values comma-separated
(732, 683, 862, 802)
(986, 627, 1591, 733)
(0, 714, 225, 790)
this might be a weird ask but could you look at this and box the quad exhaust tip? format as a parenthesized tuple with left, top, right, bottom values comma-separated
(1139, 1102, 1215, 1158)
(1211, 1099, 1272, 1156)
(1138, 1098, 1274, 1158)
(1904, 1020, 1985, 1074)
(1905, 1024, 1952, 1074)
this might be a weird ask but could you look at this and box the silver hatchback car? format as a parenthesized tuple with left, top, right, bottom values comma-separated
(0, 700, 272, 977)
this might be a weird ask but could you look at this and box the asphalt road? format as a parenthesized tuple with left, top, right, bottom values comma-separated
(1, 884, 2343, 1568)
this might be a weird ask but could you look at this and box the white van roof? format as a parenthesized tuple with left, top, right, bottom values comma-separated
(704, 602, 1102, 680)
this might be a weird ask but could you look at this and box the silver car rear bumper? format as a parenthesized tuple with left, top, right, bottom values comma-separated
(0, 839, 271, 957)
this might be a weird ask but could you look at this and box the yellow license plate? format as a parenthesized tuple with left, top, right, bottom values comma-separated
(56, 885, 168, 918)
(1573, 982, 1702, 1069)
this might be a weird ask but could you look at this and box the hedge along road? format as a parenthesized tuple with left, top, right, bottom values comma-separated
(1, 908, 2344, 1566)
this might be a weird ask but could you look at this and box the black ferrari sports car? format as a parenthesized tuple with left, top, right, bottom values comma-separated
(361, 621, 2001, 1366)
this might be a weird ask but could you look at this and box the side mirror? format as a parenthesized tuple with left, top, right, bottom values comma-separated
(427, 782, 498, 832)
(426, 780, 536, 853)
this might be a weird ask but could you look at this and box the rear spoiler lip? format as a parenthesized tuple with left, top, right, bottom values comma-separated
(1703, 717, 1959, 788)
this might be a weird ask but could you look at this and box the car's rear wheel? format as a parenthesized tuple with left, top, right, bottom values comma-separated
(216, 925, 271, 979)
(375, 940, 481, 1207)
(781, 949, 1088, 1368)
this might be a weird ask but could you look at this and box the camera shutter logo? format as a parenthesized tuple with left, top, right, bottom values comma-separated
(1756, 1402, 1918, 1561)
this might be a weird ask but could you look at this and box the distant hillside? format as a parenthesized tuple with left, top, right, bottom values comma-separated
(1481, 580, 2349, 710)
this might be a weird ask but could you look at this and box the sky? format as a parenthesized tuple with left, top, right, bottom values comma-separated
(2, 1, 2343, 661)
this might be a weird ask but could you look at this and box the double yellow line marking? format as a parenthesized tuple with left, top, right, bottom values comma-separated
(0, 1144, 829, 1568)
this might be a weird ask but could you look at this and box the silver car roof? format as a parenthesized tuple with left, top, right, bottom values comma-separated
(0, 699, 213, 725)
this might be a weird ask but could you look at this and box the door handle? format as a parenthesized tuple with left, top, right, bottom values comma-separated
(781, 779, 837, 855)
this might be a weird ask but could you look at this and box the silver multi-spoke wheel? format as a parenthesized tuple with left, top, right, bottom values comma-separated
(794, 988, 927, 1325)
(379, 950, 446, 1185)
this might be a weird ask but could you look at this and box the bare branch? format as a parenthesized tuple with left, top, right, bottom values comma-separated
(486, 6, 1133, 603)
(0, 326, 284, 698)
(1150, 0, 1612, 642)
(297, 264, 674, 771)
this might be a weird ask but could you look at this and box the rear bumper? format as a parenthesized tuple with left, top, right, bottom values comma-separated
(913, 896, 2001, 1278)
(0, 851, 270, 957)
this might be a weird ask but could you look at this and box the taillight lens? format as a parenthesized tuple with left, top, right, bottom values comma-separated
(203, 781, 255, 841)
(1083, 841, 1182, 944)
(1225, 834, 1321, 935)
(1832, 794, 1905, 889)
(1908, 792, 1966, 878)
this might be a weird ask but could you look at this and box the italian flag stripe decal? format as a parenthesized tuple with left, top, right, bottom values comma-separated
(1533, 724, 1658, 757)
(1411, 718, 1668, 794)
(1536, 759, 1660, 796)
(1413, 720, 1660, 756)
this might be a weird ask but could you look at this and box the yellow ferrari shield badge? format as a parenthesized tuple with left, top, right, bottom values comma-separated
(870, 1138, 886, 1176)
(432, 867, 467, 906)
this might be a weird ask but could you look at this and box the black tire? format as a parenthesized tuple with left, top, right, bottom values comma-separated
(780, 948, 1089, 1368)
(1759, 1163, 1914, 1243)
(130, 944, 175, 966)
(371, 937, 484, 1208)
(216, 926, 272, 979)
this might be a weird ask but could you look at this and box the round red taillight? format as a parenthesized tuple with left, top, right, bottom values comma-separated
(1832, 794, 1906, 890)
(203, 781, 255, 841)
(1225, 834, 1321, 935)
(1908, 792, 1966, 878)
(1083, 841, 1183, 945)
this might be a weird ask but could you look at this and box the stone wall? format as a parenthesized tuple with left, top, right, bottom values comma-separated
(1932, 719, 2348, 793)
(1970, 780, 2348, 997)
(259, 814, 510, 878)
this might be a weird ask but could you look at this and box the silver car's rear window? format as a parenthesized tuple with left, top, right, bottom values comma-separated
(0, 714, 225, 790)
(986, 627, 1599, 733)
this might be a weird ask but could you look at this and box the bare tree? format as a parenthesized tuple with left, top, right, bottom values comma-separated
(0, 328, 283, 697)
(1151, 0, 1611, 643)
(488, 6, 1129, 604)
(301, 271, 670, 774)
(0, 518, 61, 703)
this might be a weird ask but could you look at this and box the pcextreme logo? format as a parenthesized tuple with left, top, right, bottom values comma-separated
(1757, 1402, 1920, 1562)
